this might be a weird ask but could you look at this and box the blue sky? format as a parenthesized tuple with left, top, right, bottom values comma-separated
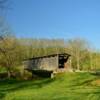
(6, 0, 100, 49)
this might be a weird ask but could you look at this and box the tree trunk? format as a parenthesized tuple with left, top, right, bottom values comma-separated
(76, 52, 80, 71)
(7, 70, 11, 78)
(77, 56, 80, 70)
(90, 52, 93, 70)
(69, 57, 72, 69)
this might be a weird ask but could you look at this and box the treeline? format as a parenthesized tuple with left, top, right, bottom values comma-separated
(0, 18, 100, 77)
(0, 35, 100, 77)
(19, 38, 100, 71)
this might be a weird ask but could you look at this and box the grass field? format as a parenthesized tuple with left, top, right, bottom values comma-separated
(0, 72, 100, 100)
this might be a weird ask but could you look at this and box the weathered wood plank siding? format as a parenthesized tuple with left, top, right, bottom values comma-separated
(24, 56, 58, 71)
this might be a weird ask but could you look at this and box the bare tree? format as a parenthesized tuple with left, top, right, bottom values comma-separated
(0, 36, 24, 78)
(66, 38, 89, 71)
(0, 6, 21, 78)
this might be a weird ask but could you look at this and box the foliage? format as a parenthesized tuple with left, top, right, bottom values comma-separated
(0, 36, 100, 78)
(0, 35, 24, 78)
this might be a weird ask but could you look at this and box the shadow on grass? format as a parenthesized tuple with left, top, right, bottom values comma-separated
(72, 79, 94, 86)
(69, 73, 98, 87)
(0, 92, 5, 99)
(90, 72, 100, 76)
(0, 78, 55, 99)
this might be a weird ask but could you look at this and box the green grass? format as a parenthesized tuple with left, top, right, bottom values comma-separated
(0, 72, 100, 100)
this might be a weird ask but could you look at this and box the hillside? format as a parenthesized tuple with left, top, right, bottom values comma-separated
(0, 72, 100, 100)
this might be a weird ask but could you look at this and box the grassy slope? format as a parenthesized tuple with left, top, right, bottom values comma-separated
(0, 72, 100, 100)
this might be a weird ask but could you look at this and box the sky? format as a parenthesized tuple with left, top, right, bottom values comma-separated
(5, 0, 100, 49)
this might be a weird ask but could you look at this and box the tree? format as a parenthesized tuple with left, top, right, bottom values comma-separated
(0, 35, 24, 78)
(0, 0, 24, 78)
(0, 16, 24, 78)
(66, 38, 89, 70)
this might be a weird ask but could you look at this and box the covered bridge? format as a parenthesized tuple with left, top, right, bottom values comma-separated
(23, 53, 71, 73)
